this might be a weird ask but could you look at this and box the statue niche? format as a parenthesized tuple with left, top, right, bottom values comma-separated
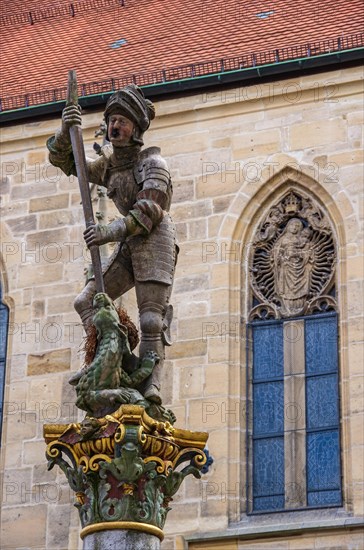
(250, 190, 336, 319)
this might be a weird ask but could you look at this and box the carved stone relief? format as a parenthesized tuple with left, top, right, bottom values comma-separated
(249, 190, 336, 320)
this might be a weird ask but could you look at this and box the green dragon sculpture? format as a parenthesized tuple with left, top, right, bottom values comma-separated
(74, 293, 175, 425)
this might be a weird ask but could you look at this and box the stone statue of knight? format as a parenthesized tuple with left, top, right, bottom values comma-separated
(47, 85, 177, 405)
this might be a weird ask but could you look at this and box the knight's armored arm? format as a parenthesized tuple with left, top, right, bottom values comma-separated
(129, 154, 171, 233)
(47, 105, 105, 185)
(83, 216, 144, 247)
(47, 130, 76, 178)
(84, 151, 172, 247)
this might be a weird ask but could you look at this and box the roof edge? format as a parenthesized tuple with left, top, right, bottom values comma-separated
(1, 47, 363, 125)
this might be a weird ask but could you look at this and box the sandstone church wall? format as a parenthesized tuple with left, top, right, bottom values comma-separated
(1, 65, 363, 549)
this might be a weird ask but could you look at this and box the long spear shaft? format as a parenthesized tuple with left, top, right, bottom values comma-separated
(66, 70, 105, 293)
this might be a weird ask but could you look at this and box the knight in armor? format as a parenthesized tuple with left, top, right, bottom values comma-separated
(47, 85, 177, 405)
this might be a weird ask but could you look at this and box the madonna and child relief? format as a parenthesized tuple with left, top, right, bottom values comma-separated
(250, 191, 336, 319)
(273, 218, 314, 316)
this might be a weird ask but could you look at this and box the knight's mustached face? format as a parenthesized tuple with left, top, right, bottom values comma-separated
(108, 113, 134, 146)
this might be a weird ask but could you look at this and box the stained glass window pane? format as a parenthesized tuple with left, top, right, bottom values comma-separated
(250, 312, 341, 513)
(307, 430, 341, 493)
(254, 495, 285, 511)
(253, 437, 284, 501)
(305, 316, 338, 374)
(308, 490, 342, 506)
(0, 285, 9, 444)
(306, 374, 339, 429)
(0, 304, 8, 354)
(253, 382, 284, 435)
(253, 323, 284, 380)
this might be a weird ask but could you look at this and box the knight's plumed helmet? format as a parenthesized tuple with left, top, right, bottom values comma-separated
(104, 84, 155, 144)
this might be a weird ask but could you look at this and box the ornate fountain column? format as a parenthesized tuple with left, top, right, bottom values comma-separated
(44, 406, 208, 548)
(43, 78, 209, 548)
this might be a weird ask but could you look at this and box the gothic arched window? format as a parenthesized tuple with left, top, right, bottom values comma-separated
(247, 190, 342, 512)
(0, 283, 9, 444)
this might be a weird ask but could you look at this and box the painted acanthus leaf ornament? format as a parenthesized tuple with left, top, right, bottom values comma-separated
(44, 405, 208, 536)
(250, 190, 336, 319)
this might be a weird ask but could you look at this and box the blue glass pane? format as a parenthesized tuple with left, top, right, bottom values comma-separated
(253, 324, 283, 380)
(254, 495, 285, 511)
(253, 437, 284, 497)
(307, 430, 341, 491)
(306, 374, 339, 429)
(305, 316, 338, 374)
(0, 305, 9, 359)
(0, 287, 8, 446)
(308, 490, 342, 506)
(0, 360, 4, 418)
(253, 382, 284, 435)
(0, 361, 4, 390)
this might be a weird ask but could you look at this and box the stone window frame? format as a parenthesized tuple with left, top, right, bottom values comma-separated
(245, 186, 342, 514)
(222, 164, 354, 522)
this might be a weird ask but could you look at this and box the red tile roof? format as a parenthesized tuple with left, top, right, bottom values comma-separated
(1, 0, 363, 111)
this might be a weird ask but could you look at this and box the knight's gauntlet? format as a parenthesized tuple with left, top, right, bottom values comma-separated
(128, 198, 164, 234)
(122, 213, 146, 236)
(53, 104, 82, 150)
(98, 218, 128, 243)
(96, 216, 147, 243)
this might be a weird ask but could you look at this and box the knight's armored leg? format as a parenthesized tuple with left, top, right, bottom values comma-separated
(74, 279, 97, 330)
(74, 257, 135, 329)
(136, 281, 172, 404)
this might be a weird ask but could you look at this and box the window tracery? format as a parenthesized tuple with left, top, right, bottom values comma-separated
(250, 190, 336, 321)
(247, 188, 341, 513)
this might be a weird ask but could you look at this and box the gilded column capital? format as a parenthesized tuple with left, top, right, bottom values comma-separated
(44, 405, 208, 538)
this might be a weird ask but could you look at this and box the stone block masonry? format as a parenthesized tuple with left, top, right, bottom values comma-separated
(1, 65, 363, 548)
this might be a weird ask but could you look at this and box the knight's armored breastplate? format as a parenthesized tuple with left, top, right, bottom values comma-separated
(106, 168, 140, 216)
